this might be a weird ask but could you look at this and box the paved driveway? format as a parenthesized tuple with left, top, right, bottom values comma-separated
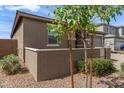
(111, 53, 124, 69)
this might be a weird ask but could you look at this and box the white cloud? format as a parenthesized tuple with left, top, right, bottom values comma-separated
(4, 5, 41, 12)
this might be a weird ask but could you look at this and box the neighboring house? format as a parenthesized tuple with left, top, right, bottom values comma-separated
(11, 11, 109, 81)
(96, 23, 124, 51)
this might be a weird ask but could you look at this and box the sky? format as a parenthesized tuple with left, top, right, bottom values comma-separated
(0, 5, 124, 39)
(0, 5, 55, 39)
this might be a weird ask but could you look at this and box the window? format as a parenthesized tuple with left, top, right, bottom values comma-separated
(47, 24, 57, 44)
(107, 26, 117, 35)
(104, 26, 108, 33)
(109, 27, 114, 35)
(122, 28, 124, 35)
(48, 31, 57, 44)
(107, 26, 112, 34)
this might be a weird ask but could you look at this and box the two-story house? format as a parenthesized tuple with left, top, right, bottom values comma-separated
(96, 23, 124, 51)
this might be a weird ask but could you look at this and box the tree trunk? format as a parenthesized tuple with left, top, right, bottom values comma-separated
(80, 30, 88, 88)
(68, 32, 74, 88)
(76, 22, 88, 88)
(89, 35, 94, 88)
(83, 39, 88, 88)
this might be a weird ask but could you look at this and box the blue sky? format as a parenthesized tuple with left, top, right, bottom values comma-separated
(0, 5, 124, 39)
(0, 5, 55, 39)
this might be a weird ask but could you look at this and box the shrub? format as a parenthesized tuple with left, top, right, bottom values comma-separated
(0, 54, 21, 75)
(120, 63, 124, 79)
(78, 58, 116, 76)
(121, 62, 124, 73)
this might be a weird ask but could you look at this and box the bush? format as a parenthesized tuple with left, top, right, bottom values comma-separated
(0, 54, 21, 75)
(120, 63, 124, 79)
(78, 58, 116, 76)
(121, 62, 124, 73)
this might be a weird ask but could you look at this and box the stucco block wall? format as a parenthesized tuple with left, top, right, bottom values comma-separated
(93, 35, 104, 47)
(104, 38, 115, 51)
(105, 48, 111, 59)
(0, 39, 17, 58)
(96, 26, 104, 32)
(23, 18, 48, 49)
(25, 47, 110, 81)
(25, 49, 38, 80)
(12, 22, 24, 62)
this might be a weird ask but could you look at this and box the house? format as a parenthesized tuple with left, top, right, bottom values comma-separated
(11, 11, 110, 81)
(96, 23, 124, 51)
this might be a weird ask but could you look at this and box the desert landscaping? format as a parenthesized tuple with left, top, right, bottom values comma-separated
(1, 5, 124, 88)
(0, 53, 124, 88)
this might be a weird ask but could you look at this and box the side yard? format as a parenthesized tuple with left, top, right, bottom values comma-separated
(0, 53, 124, 88)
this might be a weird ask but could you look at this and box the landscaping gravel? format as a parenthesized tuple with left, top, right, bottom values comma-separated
(0, 53, 124, 88)
(111, 53, 124, 70)
(0, 70, 124, 88)
(0, 72, 108, 88)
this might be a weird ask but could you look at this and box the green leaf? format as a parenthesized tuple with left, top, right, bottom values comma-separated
(47, 5, 124, 43)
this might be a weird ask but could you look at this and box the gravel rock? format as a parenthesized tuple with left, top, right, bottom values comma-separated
(0, 72, 120, 88)
(0, 53, 123, 88)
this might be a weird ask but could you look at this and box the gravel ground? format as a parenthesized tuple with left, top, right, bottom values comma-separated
(0, 71, 124, 88)
(111, 53, 124, 69)
(0, 72, 118, 88)
(0, 53, 124, 88)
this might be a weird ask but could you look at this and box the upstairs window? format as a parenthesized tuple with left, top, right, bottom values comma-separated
(47, 24, 57, 44)
(107, 26, 117, 35)
(122, 28, 124, 35)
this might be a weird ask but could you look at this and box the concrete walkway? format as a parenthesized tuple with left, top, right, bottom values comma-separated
(111, 53, 124, 69)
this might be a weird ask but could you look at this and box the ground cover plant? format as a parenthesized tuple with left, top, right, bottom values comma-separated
(0, 54, 21, 75)
(78, 58, 116, 76)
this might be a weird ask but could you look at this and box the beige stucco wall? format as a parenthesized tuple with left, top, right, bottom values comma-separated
(23, 18, 70, 49)
(118, 28, 122, 36)
(115, 38, 124, 50)
(25, 47, 110, 81)
(12, 17, 105, 62)
(23, 18, 48, 49)
(25, 49, 38, 80)
(104, 37, 115, 51)
(12, 22, 24, 62)
(93, 35, 104, 47)
(96, 25, 104, 32)
(12, 17, 71, 62)
(0, 39, 17, 58)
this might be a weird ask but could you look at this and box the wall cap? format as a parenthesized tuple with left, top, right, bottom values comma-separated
(25, 47, 108, 52)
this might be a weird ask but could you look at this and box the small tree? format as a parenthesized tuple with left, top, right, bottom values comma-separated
(48, 5, 124, 88)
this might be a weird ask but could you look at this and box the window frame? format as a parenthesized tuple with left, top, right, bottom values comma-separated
(47, 23, 59, 47)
